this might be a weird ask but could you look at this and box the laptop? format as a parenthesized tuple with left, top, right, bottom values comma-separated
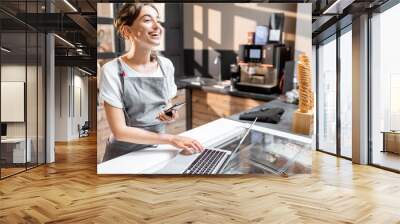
(175, 118, 257, 175)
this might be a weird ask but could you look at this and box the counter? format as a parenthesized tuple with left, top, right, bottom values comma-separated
(177, 77, 283, 129)
(176, 78, 279, 102)
(229, 99, 302, 136)
(97, 77, 311, 175)
(98, 107, 312, 175)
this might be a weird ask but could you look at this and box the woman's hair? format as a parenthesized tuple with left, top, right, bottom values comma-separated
(115, 3, 159, 60)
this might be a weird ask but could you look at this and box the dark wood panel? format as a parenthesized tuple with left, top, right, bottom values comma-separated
(191, 89, 266, 127)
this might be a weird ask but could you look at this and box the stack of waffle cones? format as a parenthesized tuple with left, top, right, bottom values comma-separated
(297, 54, 313, 113)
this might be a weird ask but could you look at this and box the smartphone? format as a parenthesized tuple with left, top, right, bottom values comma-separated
(164, 102, 186, 116)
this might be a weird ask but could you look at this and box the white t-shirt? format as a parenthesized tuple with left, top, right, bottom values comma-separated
(99, 56, 177, 109)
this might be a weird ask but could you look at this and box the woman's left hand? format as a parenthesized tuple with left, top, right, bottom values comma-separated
(157, 110, 179, 122)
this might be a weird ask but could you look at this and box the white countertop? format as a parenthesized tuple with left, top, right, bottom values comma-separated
(97, 118, 311, 174)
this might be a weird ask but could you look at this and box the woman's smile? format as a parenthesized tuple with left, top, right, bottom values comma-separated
(148, 31, 161, 40)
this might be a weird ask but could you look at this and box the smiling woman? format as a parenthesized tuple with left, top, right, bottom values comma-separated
(99, 3, 204, 163)
(114, 3, 161, 58)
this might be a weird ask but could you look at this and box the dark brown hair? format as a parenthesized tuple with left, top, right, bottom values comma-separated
(114, 3, 159, 40)
(114, 3, 159, 61)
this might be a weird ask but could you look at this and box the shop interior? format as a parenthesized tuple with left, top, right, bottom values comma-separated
(97, 3, 314, 175)
(0, 0, 399, 222)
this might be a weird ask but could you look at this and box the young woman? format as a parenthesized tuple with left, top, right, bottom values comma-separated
(100, 3, 204, 162)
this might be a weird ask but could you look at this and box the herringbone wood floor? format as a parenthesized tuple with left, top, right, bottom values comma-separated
(1, 135, 400, 224)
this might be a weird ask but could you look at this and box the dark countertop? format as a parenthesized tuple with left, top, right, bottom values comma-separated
(176, 79, 189, 89)
(176, 78, 279, 102)
(176, 77, 306, 136)
(228, 99, 308, 137)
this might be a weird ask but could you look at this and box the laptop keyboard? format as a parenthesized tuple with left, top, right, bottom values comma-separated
(183, 148, 228, 175)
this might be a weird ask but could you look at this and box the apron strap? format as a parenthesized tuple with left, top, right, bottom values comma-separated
(116, 58, 131, 124)
(156, 56, 170, 101)
(156, 56, 167, 78)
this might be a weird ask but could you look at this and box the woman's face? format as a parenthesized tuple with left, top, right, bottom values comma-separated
(127, 5, 162, 49)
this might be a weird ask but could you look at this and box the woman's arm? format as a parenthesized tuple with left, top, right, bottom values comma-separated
(104, 102, 203, 153)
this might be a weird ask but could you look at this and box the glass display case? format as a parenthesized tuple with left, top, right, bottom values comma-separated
(215, 129, 312, 176)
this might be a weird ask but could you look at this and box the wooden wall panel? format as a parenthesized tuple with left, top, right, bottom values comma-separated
(191, 89, 266, 127)
(88, 77, 97, 133)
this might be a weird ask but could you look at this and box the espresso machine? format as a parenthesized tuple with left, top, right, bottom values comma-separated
(233, 44, 291, 94)
(231, 13, 291, 94)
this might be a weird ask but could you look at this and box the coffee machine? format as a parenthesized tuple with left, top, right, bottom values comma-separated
(234, 44, 291, 94)
(231, 12, 291, 94)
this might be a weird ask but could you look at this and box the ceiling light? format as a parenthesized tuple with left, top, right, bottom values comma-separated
(76, 48, 87, 56)
(78, 67, 93, 76)
(1, 47, 11, 53)
(63, 0, 78, 12)
(323, 0, 355, 15)
(54, 34, 75, 48)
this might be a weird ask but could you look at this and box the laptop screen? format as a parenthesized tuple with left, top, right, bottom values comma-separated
(219, 118, 257, 172)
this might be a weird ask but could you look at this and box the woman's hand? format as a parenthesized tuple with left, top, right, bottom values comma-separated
(157, 110, 179, 122)
(169, 135, 204, 155)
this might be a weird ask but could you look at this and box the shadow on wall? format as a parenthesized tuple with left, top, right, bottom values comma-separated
(183, 3, 298, 79)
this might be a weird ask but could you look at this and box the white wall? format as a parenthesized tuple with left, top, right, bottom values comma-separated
(184, 3, 298, 51)
(294, 4, 312, 65)
(54, 67, 89, 141)
(55, 66, 69, 141)
(183, 3, 298, 78)
(72, 73, 89, 138)
(1, 63, 46, 163)
(1, 65, 26, 136)
(1, 65, 38, 138)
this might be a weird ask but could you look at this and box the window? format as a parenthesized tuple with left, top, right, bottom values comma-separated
(316, 22, 353, 159)
(317, 36, 337, 155)
(370, 3, 400, 171)
(339, 27, 352, 158)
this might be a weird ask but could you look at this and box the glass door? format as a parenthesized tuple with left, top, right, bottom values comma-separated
(1, 27, 28, 178)
(0, 0, 47, 179)
(317, 35, 337, 155)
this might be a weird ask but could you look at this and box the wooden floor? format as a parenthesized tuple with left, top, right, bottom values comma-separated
(1, 167, 26, 178)
(1, 135, 400, 223)
(373, 150, 400, 171)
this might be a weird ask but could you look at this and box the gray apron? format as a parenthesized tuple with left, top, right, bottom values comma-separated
(102, 57, 170, 162)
